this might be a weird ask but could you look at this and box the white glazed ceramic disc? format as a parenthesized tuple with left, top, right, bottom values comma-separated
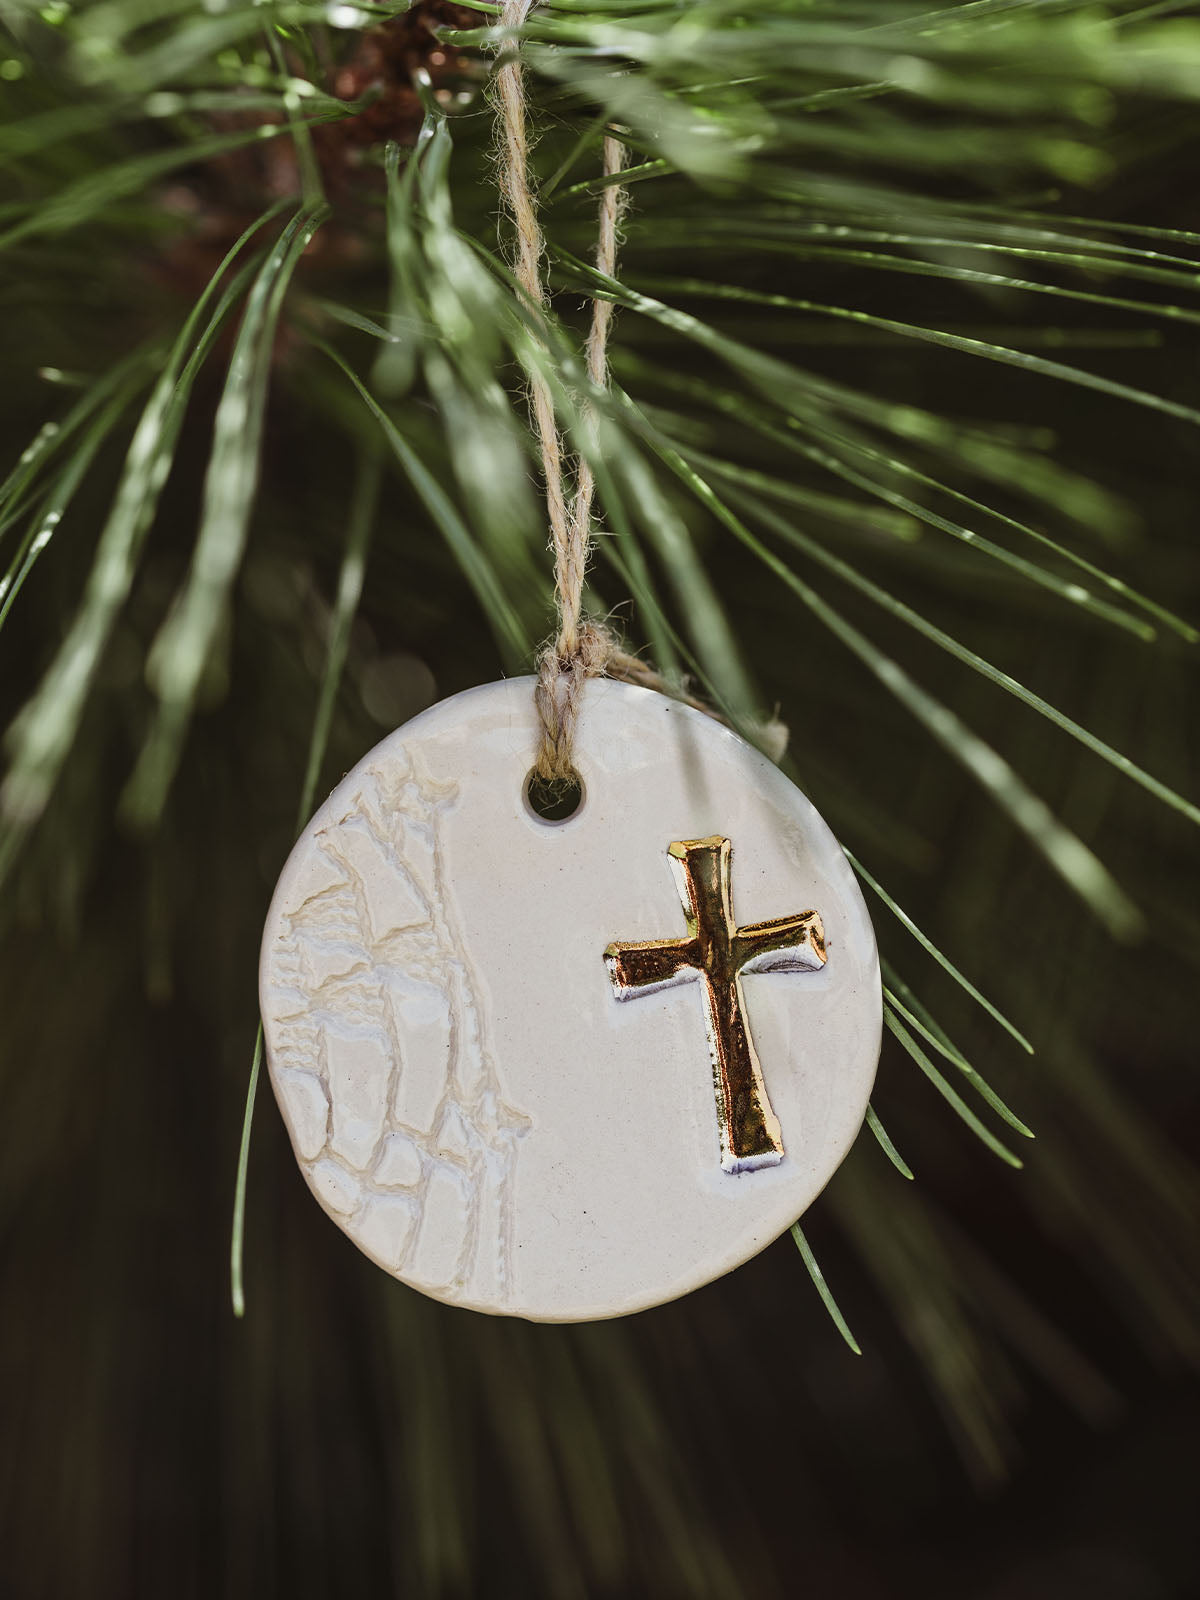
(260, 677, 880, 1321)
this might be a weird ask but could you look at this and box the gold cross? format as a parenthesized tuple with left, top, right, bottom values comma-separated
(604, 837, 826, 1174)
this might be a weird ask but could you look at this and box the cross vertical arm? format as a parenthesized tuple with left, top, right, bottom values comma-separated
(604, 835, 828, 1175)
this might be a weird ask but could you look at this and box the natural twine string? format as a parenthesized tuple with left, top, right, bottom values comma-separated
(492, 3, 788, 779)
(492, 2, 650, 781)
(526, 126, 633, 785)
(492, 0, 571, 638)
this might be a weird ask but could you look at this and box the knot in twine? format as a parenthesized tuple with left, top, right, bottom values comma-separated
(531, 621, 612, 784)
(532, 620, 690, 784)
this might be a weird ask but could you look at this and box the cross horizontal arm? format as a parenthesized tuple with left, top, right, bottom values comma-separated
(604, 937, 701, 996)
(734, 911, 826, 975)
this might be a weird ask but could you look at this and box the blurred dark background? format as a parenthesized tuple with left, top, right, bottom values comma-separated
(2, 17, 1200, 1600)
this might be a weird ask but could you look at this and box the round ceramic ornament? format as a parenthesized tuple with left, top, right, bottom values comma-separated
(260, 677, 881, 1321)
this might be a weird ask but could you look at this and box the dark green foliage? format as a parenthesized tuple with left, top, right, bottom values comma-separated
(1, 2, 1198, 1593)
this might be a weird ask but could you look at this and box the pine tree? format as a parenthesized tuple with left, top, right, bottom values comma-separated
(1, 2, 1198, 1593)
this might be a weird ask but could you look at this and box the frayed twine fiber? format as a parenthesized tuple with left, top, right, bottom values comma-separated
(531, 620, 790, 781)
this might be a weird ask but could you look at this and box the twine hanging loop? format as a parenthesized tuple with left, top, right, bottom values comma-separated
(492, 2, 628, 784)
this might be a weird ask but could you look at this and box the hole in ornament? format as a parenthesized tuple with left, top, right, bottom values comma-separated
(525, 768, 585, 824)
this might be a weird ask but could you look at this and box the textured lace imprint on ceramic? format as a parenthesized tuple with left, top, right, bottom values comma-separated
(263, 753, 531, 1307)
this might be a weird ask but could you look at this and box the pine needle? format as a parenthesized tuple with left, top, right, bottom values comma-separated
(866, 1105, 915, 1180)
(621, 390, 1148, 940)
(885, 1010, 1024, 1169)
(848, 854, 1035, 1053)
(124, 203, 328, 824)
(0, 205, 286, 868)
(791, 1222, 863, 1355)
